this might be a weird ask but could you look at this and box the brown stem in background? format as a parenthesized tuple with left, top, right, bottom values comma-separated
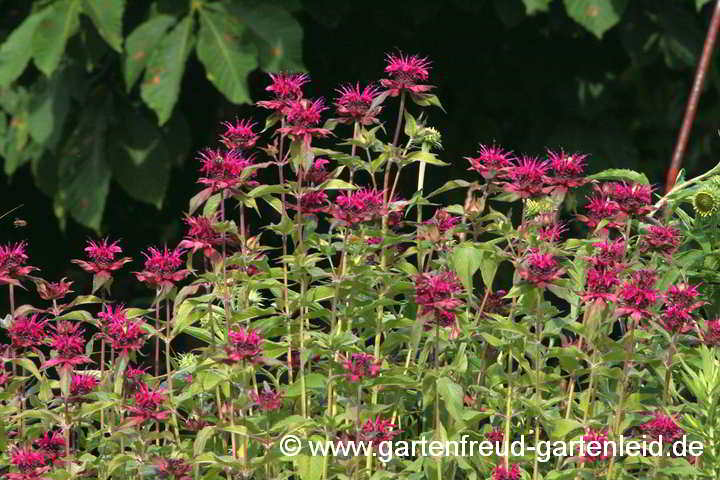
(666, 0, 720, 192)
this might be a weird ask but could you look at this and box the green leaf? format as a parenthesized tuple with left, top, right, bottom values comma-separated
(427, 179, 472, 198)
(123, 14, 175, 91)
(82, 0, 125, 52)
(28, 72, 71, 147)
(234, 3, 305, 71)
(194, 425, 216, 456)
(697, 0, 713, 10)
(563, 0, 627, 39)
(140, 15, 195, 125)
(56, 101, 111, 230)
(523, 0, 553, 14)
(196, 6, 257, 104)
(586, 168, 649, 185)
(407, 150, 449, 166)
(295, 452, 324, 480)
(437, 377, 466, 424)
(0, 11, 49, 86)
(452, 244, 482, 292)
(319, 179, 357, 190)
(551, 418, 584, 440)
(32, 0, 82, 76)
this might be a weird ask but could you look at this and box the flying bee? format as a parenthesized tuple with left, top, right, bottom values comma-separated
(13, 218, 27, 228)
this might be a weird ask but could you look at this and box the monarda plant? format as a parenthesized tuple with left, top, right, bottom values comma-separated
(2, 52, 720, 480)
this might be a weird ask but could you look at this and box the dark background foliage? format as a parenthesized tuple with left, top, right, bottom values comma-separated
(1, 0, 719, 307)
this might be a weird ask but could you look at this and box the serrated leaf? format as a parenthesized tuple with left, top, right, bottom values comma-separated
(0, 11, 49, 86)
(28, 71, 71, 147)
(452, 244, 482, 292)
(586, 168, 649, 184)
(123, 14, 175, 91)
(427, 179, 472, 198)
(140, 15, 195, 125)
(563, 0, 627, 39)
(234, 3, 305, 71)
(32, 0, 82, 76)
(523, 0, 553, 14)
(407, 150, 448, 166)
(437, 377, 466, 424)
(82, 0, 125, 52)
(196, 6, 257, 104)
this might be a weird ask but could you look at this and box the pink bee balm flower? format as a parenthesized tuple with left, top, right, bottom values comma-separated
(125, 365, 148, 394)
(34, 431, 66, 463)
(582, 267, 620, 304)
(465, 144, 514, 180)
(704, 319, 720, 346)
(35, 278, 73, 301)
(42, 321, 92, 371)
(220, 118, 258, 150)
(196, 149, 259, 192)
(486, 428, 504, 445)
(581, 429, 611, 462)
(606, 182, 653, 216)
(546, 149, 588, 191)
(249, 385, 284, 411)
(503, 156, 550, 198)
(360, 416, 402, 444)
(125, 383, 170, 426)
(576, 195, 626, 230)
(0, 241, 37, 286)
(70, 374, 99, 397)
(536, 223, 566, 243)
(222, 328, 263, 364)
(302, 158, 331, 185)
(9, 446, 47, 473)
(414, 271, 465, 327)
(288, 191, 329, 214)
(492, 464, 521, 480)
(616, 270, 659, 322)
(517, 250, 565, 288)
(381, 52, 433, 96)
(481, 290, 511, 319)
(99, 305, 147, 355)
(71, 238, 132, 280)
(659, 283, 705, 334)
(278, 98, 331, 145)
(331, 188, 387, 225)
(334, 82, 382, 125)
(424, 209, 461, 234)
(588, 239, 626, 269)
(641, 225, 682, 257)
(265, 72, 309, 99)
(639, 412, 684, 443)
(343, 353, 382, 382)
(152, 458, 192, 480)
(134, 246, 190, 289)
(178, 215, 224, 262)
(9, 314, 47, 349)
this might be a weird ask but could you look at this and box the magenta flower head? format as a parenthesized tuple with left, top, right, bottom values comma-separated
(278, 98, 331, 145)
(360, 416, 402, 444)
(492, 463, 521, 480)
(616, 269, 659, 322)
(641, 225, 682, 257)
(8, 314, 47, 349)
(288, 190, 329, 214)
(546, 149, 588, 192)
(659, 283, 705, 334)
(331, 188, 387, 226)
(334, 82, 382, 125)
(70, 374, 100, 398)
(576, 194, 626, 230)
(303, 158, 331, 185)
(581, 429, 611, 463)
(639, 412, 684, 443)
(134, 246, 190, 291)
(72, 238, 132, 283)
(588, 239, 626, 269)
(222, 328, 263, 365)
(536, 223, 566, 243)
(34, 278, 73, 302)
(178, 215, 224, 262)
(582, 267, 620, 304)
(249, 384, 284, 411)
(503, 156, 550, 198)
(342, 353, 382, 382)
(220, 118, 258, 150)
(125, 383, 170, 426)
(425, 209, 461, 235)
(466, 144, 514, 180)
(152, 458, 192, 480)
(42, 320, 92, 371)
(704, 319, 720, 346)
(34, 431, 66, 463)
(517, 250, 565, 288)
(9, 446, 49, 476)
(381, 52, 432, 96)
(414, 271, 465, 328)
(605, 182, 654, 216)
(98, 304, 147, 355)
(197, 148, 259, 192)
(0, 241, 37, 286)
(485, 428, 504, 445)
(257, 72, 310, 114)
